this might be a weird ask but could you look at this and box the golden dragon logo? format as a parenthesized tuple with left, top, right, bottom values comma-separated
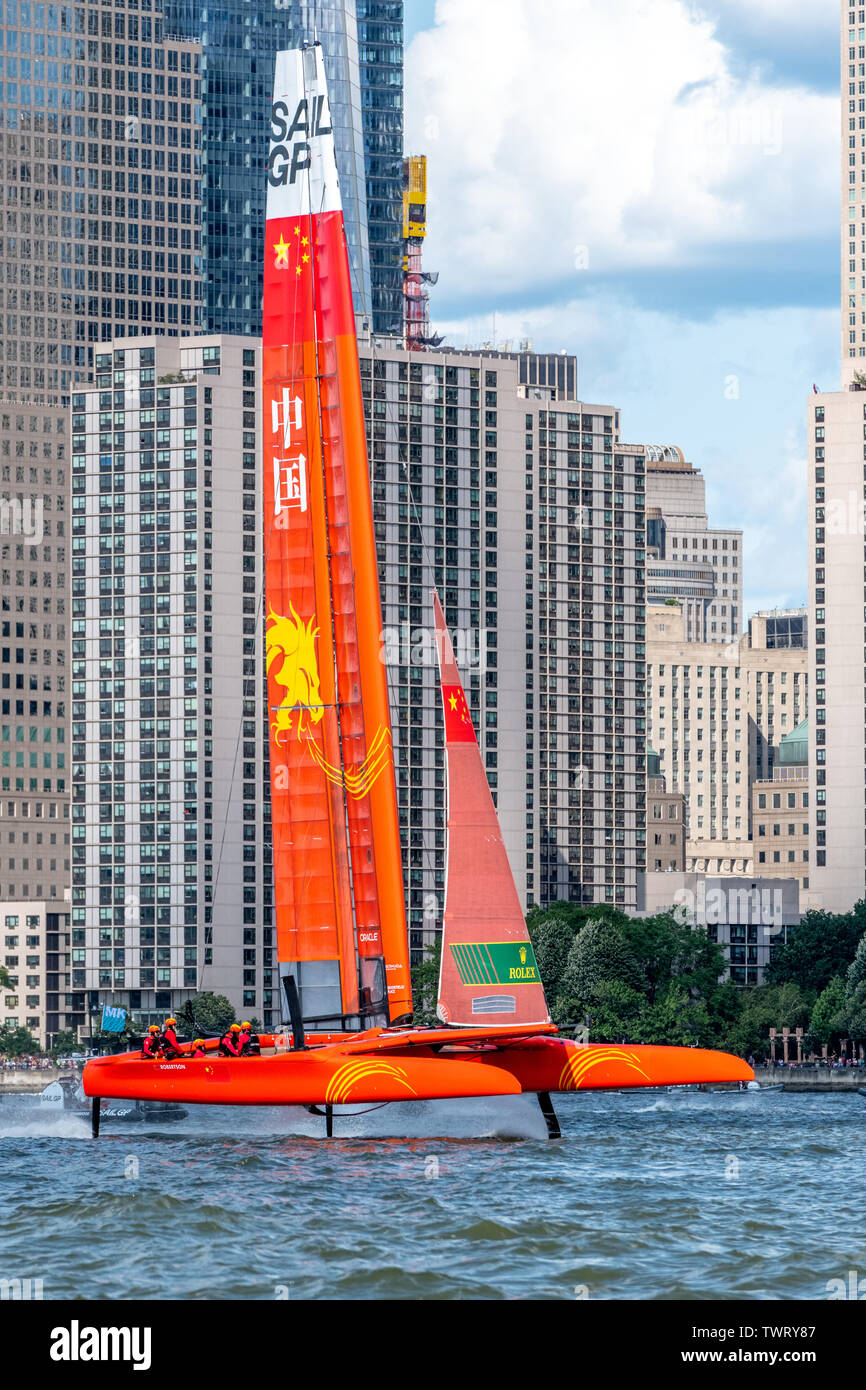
(267, 604, 324, 743)
(266, 605, 392, 799)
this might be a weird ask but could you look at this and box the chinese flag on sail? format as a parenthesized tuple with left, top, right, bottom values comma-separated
(441, 684, 476, 743)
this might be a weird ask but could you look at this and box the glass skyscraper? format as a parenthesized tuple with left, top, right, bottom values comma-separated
(356, 0, 404, 337)
(163, 0, 386, 336)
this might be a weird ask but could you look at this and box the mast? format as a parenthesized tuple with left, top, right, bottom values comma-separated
(433, 592, 550, 1028)
(262, 45, 412, 1029)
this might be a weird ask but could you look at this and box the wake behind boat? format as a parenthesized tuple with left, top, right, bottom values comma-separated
(83, 41, 752, 1139)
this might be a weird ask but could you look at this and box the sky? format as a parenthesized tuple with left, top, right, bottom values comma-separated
(401, 0, 843, 619)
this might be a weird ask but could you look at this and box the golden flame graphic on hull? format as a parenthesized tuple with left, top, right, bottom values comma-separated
(267, 605, 392, 799)
(557, 1046, 650, 1092)
(324, 1059, 416, 1105)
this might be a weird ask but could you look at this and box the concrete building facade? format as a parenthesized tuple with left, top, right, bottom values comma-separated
(806, 383, 866, 912)
(0, 899, 71, 1046)
(362, 336, 647, 958)
(644, 445, 743, 644)
(71, 336, 270, 1029)
(638, 872, 798, 985)
(646, 601, 808, 870)
(0, 0, 205, 910)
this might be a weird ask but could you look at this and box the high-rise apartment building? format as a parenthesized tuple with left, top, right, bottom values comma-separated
(362, 337, 647, 955)
(0, 0, 204, 906)
(803, 0, 866, 912)
(644, 445, 742, 643)
(646, 602, 808, 873)
(806, 384, 866, 912)
(1, 900, 72, 1045)
(72, 333, 647, 1025)
(72, 336, 270, 1028)
(164, 0, 402, 336)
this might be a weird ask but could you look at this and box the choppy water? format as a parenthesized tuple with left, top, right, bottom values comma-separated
(0, 1089, 863, 1300)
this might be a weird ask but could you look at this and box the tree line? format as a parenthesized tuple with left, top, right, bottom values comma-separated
(410, 900, 866, 1060)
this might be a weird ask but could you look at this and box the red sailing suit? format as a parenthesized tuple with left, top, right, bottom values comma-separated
(161, 1026, 182, 1057)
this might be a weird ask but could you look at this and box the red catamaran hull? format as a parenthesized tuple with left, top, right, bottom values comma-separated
(83, 1031, 752, 1106)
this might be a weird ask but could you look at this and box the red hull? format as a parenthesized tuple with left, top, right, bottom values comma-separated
(83, 1029, 752, 1107)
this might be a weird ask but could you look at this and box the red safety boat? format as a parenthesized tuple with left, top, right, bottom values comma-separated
(83, 43, 751, 1137)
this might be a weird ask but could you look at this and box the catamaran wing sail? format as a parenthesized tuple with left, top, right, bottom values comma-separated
(263, 44, 411, 1030)
(432, 591, 551, 1028)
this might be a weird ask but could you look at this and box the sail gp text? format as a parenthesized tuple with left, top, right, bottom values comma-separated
(267, 97, 332, 186)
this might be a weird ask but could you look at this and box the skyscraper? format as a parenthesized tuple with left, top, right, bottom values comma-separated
(0, 0, 204, 911)
(644, 446, 743, 644)
(356, 0, 404, 336)
(163, 0, 381, 335)
(73, 335, 270, 1028)
(843, 0, 866, 365)
(361, 336, 647, 955)
(802, 0, 866, 913)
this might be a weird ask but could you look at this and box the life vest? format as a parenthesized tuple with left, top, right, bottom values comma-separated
(219, 1031, 241, 1057)
(141, 1035, 159, 1059)
(161, 1027, 181, 1056)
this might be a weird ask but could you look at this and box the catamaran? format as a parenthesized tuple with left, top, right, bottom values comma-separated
(83, 44, 752, 1138)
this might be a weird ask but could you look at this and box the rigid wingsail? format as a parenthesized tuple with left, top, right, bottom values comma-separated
(83, 43, 752, 1137)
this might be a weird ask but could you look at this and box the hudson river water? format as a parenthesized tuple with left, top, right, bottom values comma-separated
(1, 1089, 864, 1299)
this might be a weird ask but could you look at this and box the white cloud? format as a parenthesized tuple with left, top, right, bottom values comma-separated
(406, 0, 837, 302)
(434, 296, 834, 617)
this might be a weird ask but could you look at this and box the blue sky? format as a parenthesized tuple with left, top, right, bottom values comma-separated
(402, 0, 842, 618)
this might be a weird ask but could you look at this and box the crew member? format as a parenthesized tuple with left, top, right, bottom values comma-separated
(218, 1023, 243, 1057)
(141, 1025, 161, 1059)
(237, 1021, 255, 1057)
(189, 1038, 208, 1057)
(160, 1017, 182, 1058)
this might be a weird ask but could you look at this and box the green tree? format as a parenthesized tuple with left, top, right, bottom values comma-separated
(808, 976, 847, 1051)
(528, 914, 575, 1005)
(0, 1025, 38, 1056)
(766, 904, 866, 991)
(847, 932, 866, 994)
(638, 980, 711, 1047)
(561, 917, 643, 1001)
(554, 917, 643, 1030)
(721, 983, 811, 1061)
(0, 965, 12, 991)
(577, 978, 645, 1041)
(409, 939, 441, 1026)
(182, 992, 236, 1037)
(621, 910, 728, 1007)
(50, 1029, 79, 1057)
(844, 981, 866, 1044)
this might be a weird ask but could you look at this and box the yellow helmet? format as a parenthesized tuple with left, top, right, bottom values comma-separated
(230, 1023, 241, 1032)
(148, 1024, 160, 1033)
(241, 1021, 252, 1029)
(165, 1017, 177, 1027)
(193, 1039, 205, 1047)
